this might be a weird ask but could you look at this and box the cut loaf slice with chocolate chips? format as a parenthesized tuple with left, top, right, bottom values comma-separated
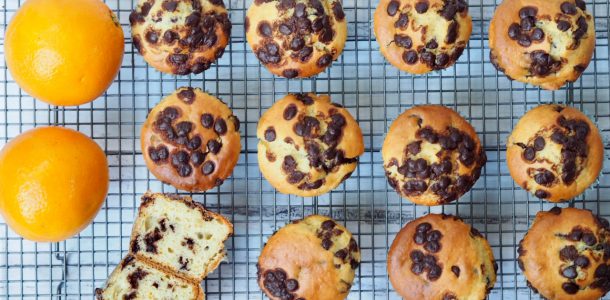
(129, 192, 233, 282)
(95, 255, 204, 300)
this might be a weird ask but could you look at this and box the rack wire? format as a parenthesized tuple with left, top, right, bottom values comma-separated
(0, 0, 609, 298)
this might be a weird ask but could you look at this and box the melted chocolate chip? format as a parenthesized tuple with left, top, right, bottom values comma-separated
(202, 161, 215, 175)
(387, 0, 400, 16)
(332, 2, 345, 20)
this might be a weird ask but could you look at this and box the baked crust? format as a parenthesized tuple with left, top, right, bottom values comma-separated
(387, 214, 497, 300)
(130, 0, 231, 75)
(519, 207, 610, 300)
(489, 0, 595, 90)
(245, 0, 347, 78)
(382, 105, 486, 205)
(506, 104, 603, 202)
(374, 0, 472, 74)
(141, 87, 241, 192)
(257, 93, 364, 197)
(257, 215, 360, 300)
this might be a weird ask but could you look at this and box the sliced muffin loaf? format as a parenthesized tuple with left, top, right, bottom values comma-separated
(129, 192, 234, 282)
(95, 255, 204, 300)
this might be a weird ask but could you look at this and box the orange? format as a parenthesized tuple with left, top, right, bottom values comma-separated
(0, 127, 109, 242)
(4, 0, 124, 106)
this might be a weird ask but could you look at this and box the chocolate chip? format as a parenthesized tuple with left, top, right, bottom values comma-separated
(575, 0, 586, 10)
(575, 256, 590, 268)
(551, 130, 567, 144)
(451, 266, 460, 277)
(595, 264, 608, 277)
(171, 151, 189, 166)
(562, 282, 579, 294)
(416, 222, 432, 233)
(394, 34, 412, 49)
(201, 161, 215, 175)
(175, 121, 192, 137)
(534, 169, 555, 186)
(521, 17, 535, 32)
(535, 189, 549, 199)
(178, 88, 196, 104)
(279, 0, 296, 10)
(321, 238, 333, 250)
(435, 54, 449, 67)
(282, 69, 299, 78)
(582, 233, 597, 246)
(321, 220, 336, 230)
(426, 39, 438, 49)
(317, 54, 333, 68)
(562, 266, 578, 279)
(264, 127, 276, 142)
(146, 31, 159, 44)
(426, 230, 442, 241)
(556, 20, 571, 31)
(162, 0, 178, 11)
(428, 265, 442, 280)
(258, 21, 273, 37)
(523, 147, 536, 161)
(560, 245, 578, 261)
(190, 151, 206, 166)
(440, 2, 457, 20)
(519, 6, 538, 19)
(568, 228, 583, 241)
(395, 13, 408, 28)
(186, 136, 201, 151)
(533, 137, 545, 151)
(414, 232, 426, 244)
(402, 50, 418, 64)
(332, 2, 345, 20)
(531, 28, 544, 41)
(335, 249, 348, 259)
(410, 250, 424, 262)
(415, 1, 428, 13)
(169, 54, 189, 65)
(282, 155, 297, 172)
(205, 139, 221, 154)
(163, 30, 180, 44)
(283, 104, 298, 120)
(411, 263, 424, 274)
(403, 180, 428, 194)
(214, 118, 227, 135)
(176, 163, 192, 177)
(561, 2, 577, 14)
(508, 23, 520, 39)
(387, 0, 400, 16)
(286, 279, 299, 292)
(446, 21, 458, 44)
(424, 241, 440, 252)
(419, 51, 435, 66)
(407, 141, 421, 155)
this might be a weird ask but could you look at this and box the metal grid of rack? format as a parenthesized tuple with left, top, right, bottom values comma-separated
(0, 0, 609, 298)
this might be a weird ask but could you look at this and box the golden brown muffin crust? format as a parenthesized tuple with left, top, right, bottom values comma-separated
(382, 105, 486, 206)
(245, 0, 347, 78)
(506, 104, 603, 202)
(141, 87, 241, 191)
(257, 93, 364, 197)
(489, 0, 595, 90)
(388, 214, 497, 300)
(130, 0, 231, 75)
(374, 0, 472, 74)
(257, 215, 360, 300)
(519, 207, 610, 300)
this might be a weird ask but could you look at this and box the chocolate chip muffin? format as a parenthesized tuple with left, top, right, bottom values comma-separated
(141, 87, 241, 191)
(507, 104, 603, 202)
(519, 207, 610, 299)
(489, 0, 595, 90)
(130, 0, 232, 75)
(388, 214, 497, 299)
(373, 0, 472, 74)
(257, 93, 364, 197)
(245, 0, 347, 78)
(382, 105, 486, 206)
(257, 215, 360, 300)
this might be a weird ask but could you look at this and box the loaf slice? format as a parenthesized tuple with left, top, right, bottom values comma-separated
(95, 255, 204, 300)
(129, 192, 233, 282)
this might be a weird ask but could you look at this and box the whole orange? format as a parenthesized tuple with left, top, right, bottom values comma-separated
(0, 127, 109, 242)
(5, 0, 124, 106)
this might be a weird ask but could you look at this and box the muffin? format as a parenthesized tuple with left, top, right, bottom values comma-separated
(519, 207, 610, 299)
(382, 105, 486, 206)
(257, 215, 360, 300)
(257, 93, 364, 197)
(245, 0, 347, 78)
(388, 214, 497, 299)
(373, 0, 472, 74)
(506, 104, 603, 202)
(141, 87, 241, 191)
(489, 0, 595, 90)
(130, 0, 232, 75)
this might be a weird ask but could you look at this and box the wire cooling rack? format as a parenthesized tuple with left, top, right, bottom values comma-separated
(0, 0, 609, 299)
